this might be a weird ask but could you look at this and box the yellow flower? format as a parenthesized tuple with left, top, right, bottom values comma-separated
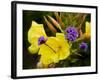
(28, 21, 70, 67)
(84, 21, 91, 39)
(38, 33, 70, 67)
(28, 21, 47, 54)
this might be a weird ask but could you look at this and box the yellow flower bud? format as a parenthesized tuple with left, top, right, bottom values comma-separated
(84, 21, 91, 39)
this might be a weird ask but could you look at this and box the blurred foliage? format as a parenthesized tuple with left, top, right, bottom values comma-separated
(23, 10, 91, 69)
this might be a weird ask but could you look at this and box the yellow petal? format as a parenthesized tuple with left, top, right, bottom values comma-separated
(46, 37, 60, 52)
(28, 21, 47, 44)
(39, 44, 59, 66)
(58, 47, 70, 60)
(39, 33, 70, 66)
(28, 21, 47, 54)
(56, 33, 70, 60)
(56, 33, 69, 50)
(56, 33, 65, 41)
(28, 43, 39, 54)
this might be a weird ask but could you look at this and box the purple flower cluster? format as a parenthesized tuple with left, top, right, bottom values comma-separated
(38, 36, 46, 45)
(79, 42, 88, 51)
(65, 27, 79, 41)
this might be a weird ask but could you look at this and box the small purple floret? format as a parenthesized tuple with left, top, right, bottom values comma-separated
(66, 33, 76, 41)
(79, 42, 88, 51)
(38, 36, 46, 45)
(65, 27, 79, 41)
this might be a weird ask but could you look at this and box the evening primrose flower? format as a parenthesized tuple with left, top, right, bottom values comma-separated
(28, 21, 47, 54)
(38, 33, 70, 67)
(84, 21, 91, 39)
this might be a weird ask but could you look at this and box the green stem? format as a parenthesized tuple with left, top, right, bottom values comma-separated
(71, 49, 82, 57)
(74, 53, 82, 57)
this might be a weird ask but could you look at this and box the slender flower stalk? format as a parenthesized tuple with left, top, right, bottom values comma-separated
(54, 12, 64, 29)
(44, 16, 57, 33)
(78, 14, 87, 28)
(47, 15, 64, 33)
(54, 12, 59, 22)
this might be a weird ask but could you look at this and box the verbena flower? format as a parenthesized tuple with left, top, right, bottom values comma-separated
(65, 27, 78, 41)
(38, 33, 70, 67)
(79, 42, 88, 51)
(66, 33, 76, 41)
(28, 21, 47, 54)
